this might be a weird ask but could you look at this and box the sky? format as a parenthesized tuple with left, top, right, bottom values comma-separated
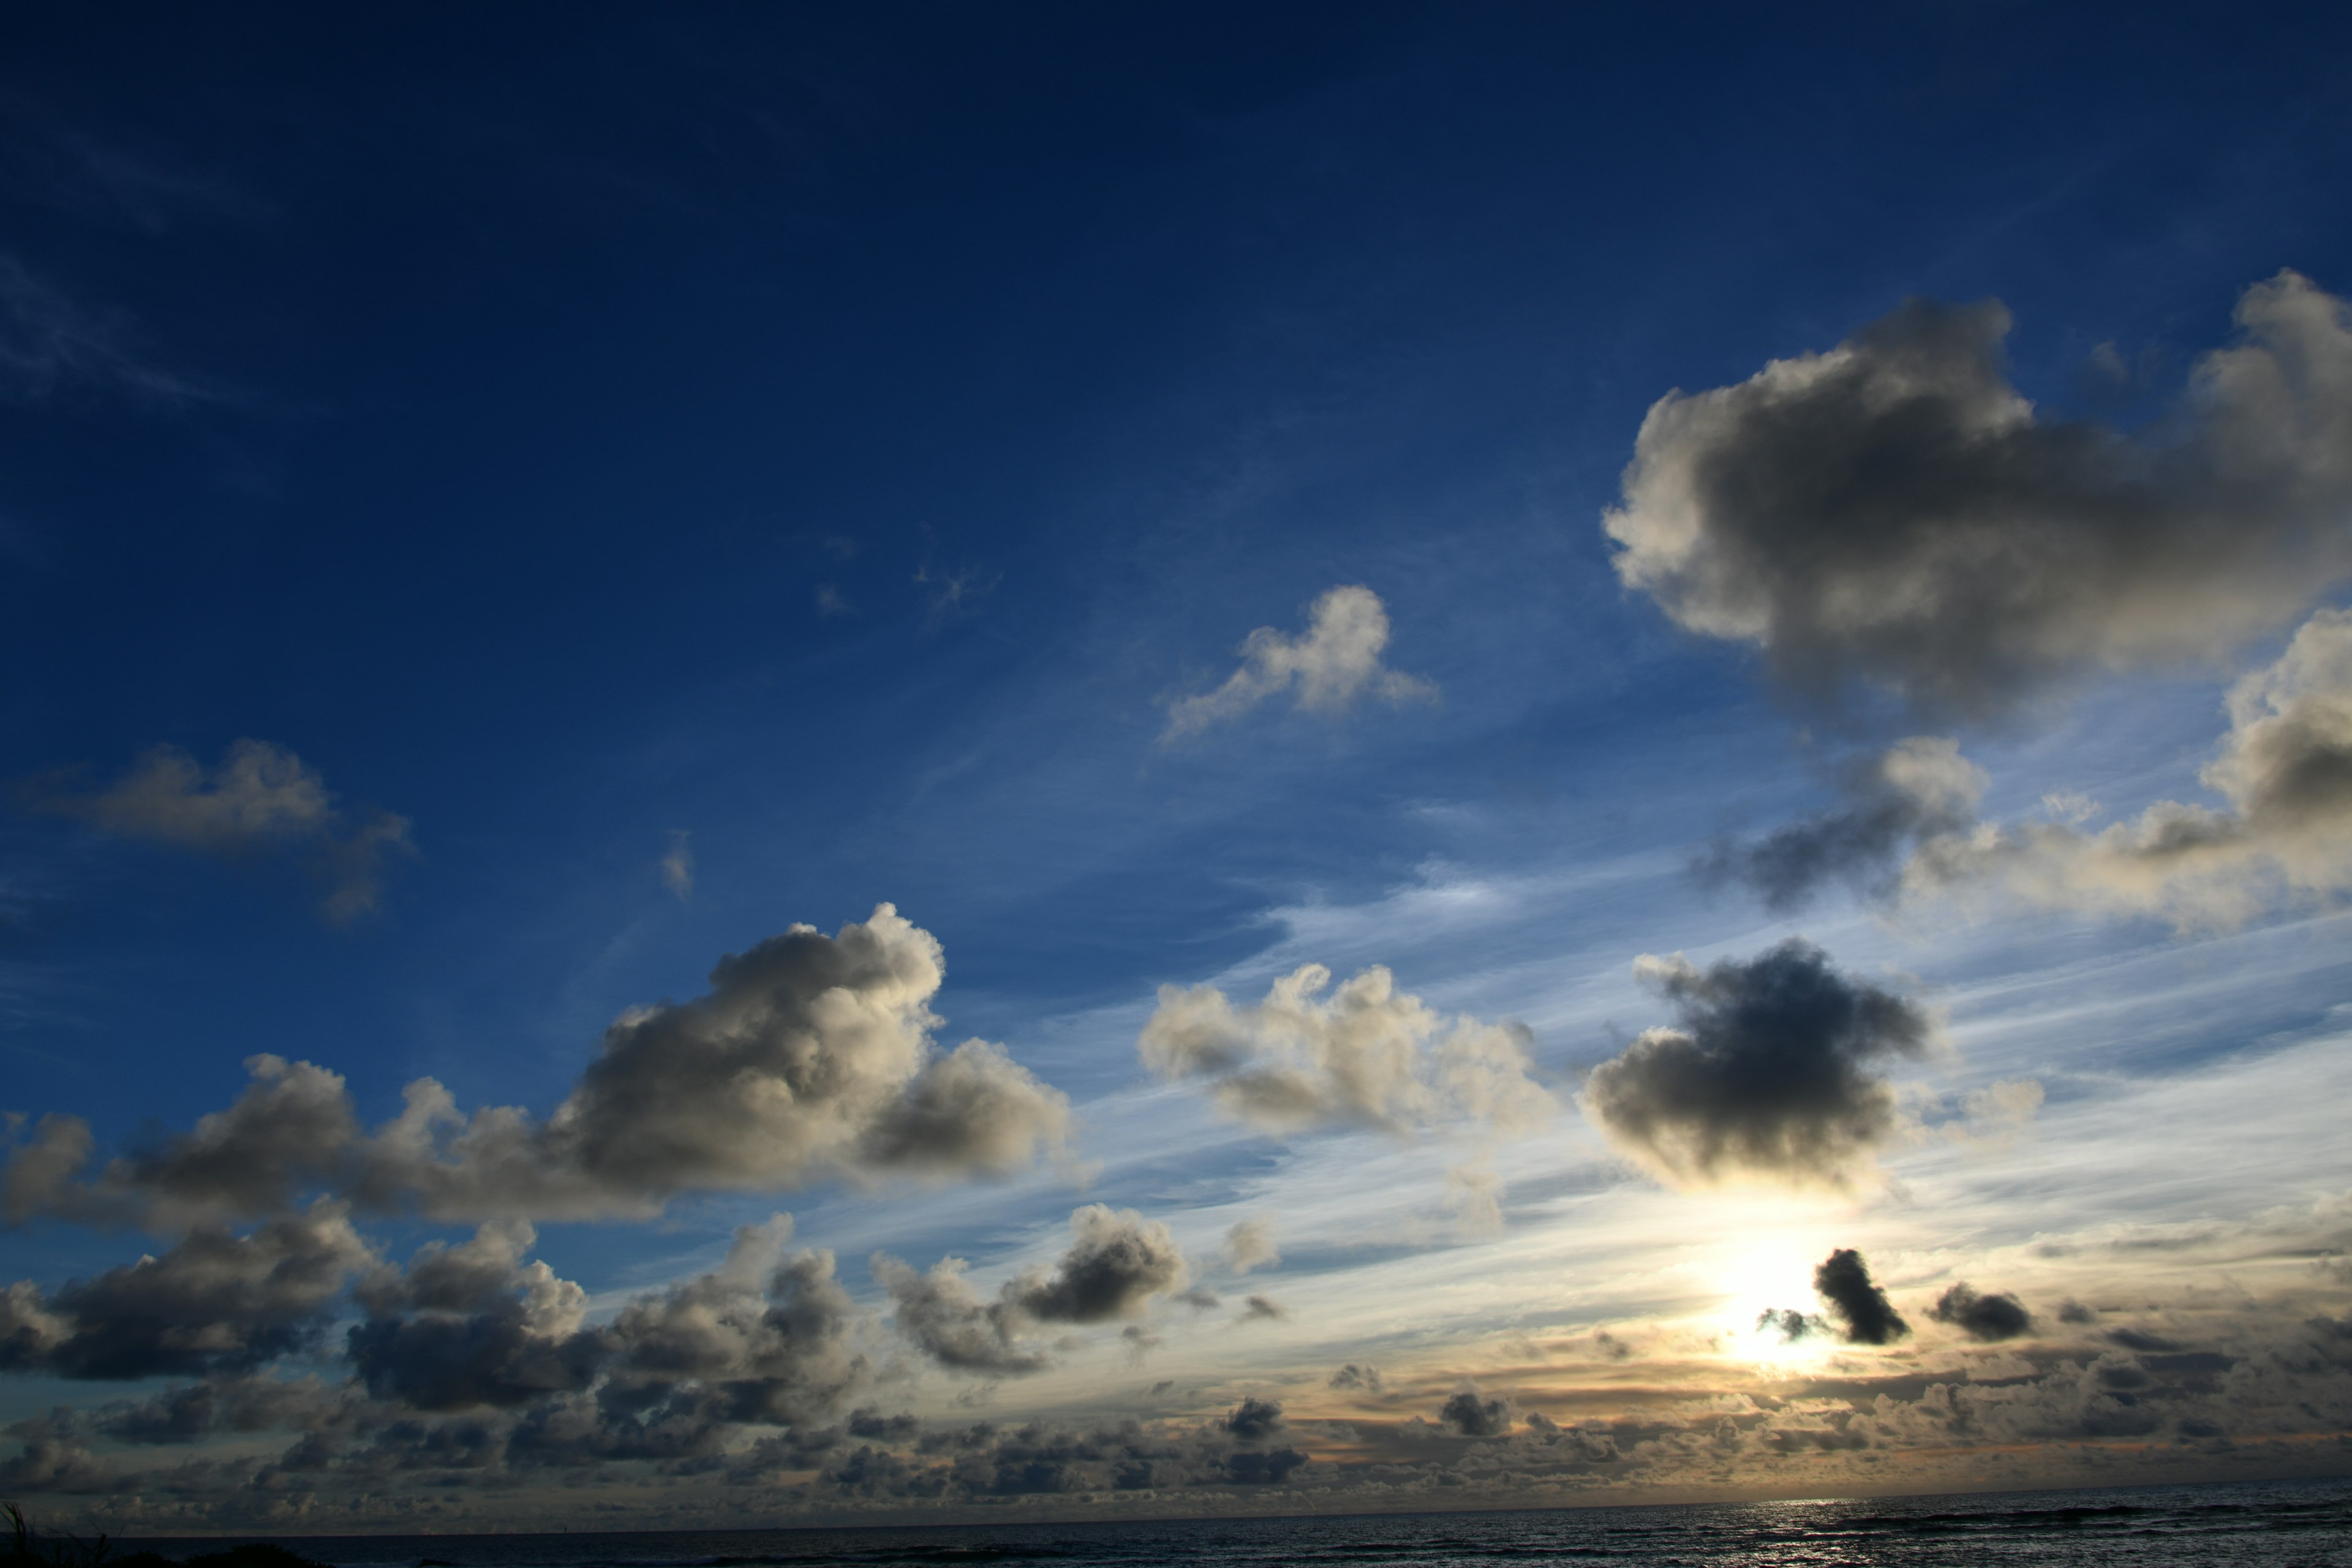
(3, 0, 2352, 1534)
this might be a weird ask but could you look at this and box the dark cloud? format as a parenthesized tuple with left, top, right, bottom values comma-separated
(831, 1401, 1305, 1498)
(0, 1203, 370, 1379)
(1240, 1295, 1287, 1322)
(1702, 738, 1985, 911)
(347, 1222, 598, 1412)
(346, 1213, 865, 1453)
(6, 907, 1073, 1229)
(1606, 271, 2352, 722)
(1008, 1205, 1186, 1325)
(1436, 1385, 1515, 1438)
(1328, 1362, 1384, 1393)
(1814, 1249, 1910, 1346)
(597, 1218, 865, 1429)
(36, 740, 413, 921)
(1580, 940, 1935, 1191)
(1930, 1283, 2034, 1342)
(876, 1207, 1188, 1376)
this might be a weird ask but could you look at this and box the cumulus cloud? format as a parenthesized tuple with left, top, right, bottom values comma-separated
(1930, 1283, 2034, 1342)
(1905, 608, 2352, 927)
(1138, 963, 1550, 1139)
(876, 1207, 1187, 1376)
(1162, 584, 1436, 739)
(347, 1221, 597, 1411)
(1436, 1384, 1516, 1438)
(1605, 271, 2352, 721)
(1010, 1205, 1187, 1325)
(822, 1401, 1305, 1498)
(1239, 1294, 1287, 1323)
(0, 1202, 371, 1379)
(872, 1254, 1045, 1376)
(1813, 1248, 1910, 1346)
(1579, 940, 1936, 1192)
(6, 907, 1073, 1229)
(1328, 1362, 1384, 1393)
(1220, 1217, 1280, 1275)
(37, 740, 414, 920)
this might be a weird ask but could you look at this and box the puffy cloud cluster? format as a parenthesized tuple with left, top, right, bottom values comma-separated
(1580, 941, 1936, 1191)
(876, 1205, 1188, 1376)
(4, 907, 1072, 1228)
(6, 1212, 876, 1498)
(37, 740, 414, 921)
(820, 1400, 1307, 1498)
(1138, 963, 1551, 1139)
(1907, 609, 2352, 927)
(1163, 585, 1436, 739)
(0, 1202, 371, 1379)
(1606, 271, 2352, 722)
(1714, 609, 2352, 927)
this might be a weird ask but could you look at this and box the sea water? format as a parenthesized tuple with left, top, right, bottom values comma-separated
(124, 1477, 2352, 1567)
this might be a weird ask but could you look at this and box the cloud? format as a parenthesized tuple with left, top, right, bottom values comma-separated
(0, 253, 212, 405)
(660, 831, 693, 899)
(1239, 1295, 1287, 1322)
(1137, 962, 1551, 1139)
(5, 907, 1073, 1228)
(36, 740, 414, 921)
(872, 1255, 1046, 1376)
(1220, 1217, 1280, 1275)
(1813, 1248, 1910, 1346)
(876, 1206, 1188, 1376)
(1702, 737, 1987, 910)
(1008, 1205, 1186, 1324)
(0, 1202, 371, 1379)
(1605, 271, 2352, 721)
(1930, 1283, 2034, 1342)
(1905, 608, 2352, 927)
(824, 1401, 1304, 1497)
(1163, 585, 1436, 739)
(1436, 1383, 1515, 1438)
(1328, 1362, 1384, 1393)
(592, 1216, 865, 1429)
(1756, 1307, 1821, 1343)
(347, 1221, 597, 1412)
(1579, 940, 1936, 1192)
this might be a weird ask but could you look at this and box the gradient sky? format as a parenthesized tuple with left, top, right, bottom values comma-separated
(4, 1, 2352, 1533)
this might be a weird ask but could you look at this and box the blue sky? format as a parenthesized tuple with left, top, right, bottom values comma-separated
(4, 1, 2352, 1531)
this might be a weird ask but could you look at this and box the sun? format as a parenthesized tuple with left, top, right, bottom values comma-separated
(1713, 1234, 1838, 1369)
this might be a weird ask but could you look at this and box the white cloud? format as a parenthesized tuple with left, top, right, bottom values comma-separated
(1137, 961, 1550, 1139)
(1163, 584, 1436, 739)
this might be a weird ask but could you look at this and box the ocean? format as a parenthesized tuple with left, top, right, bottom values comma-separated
(121, 1477, 2352, 1567)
